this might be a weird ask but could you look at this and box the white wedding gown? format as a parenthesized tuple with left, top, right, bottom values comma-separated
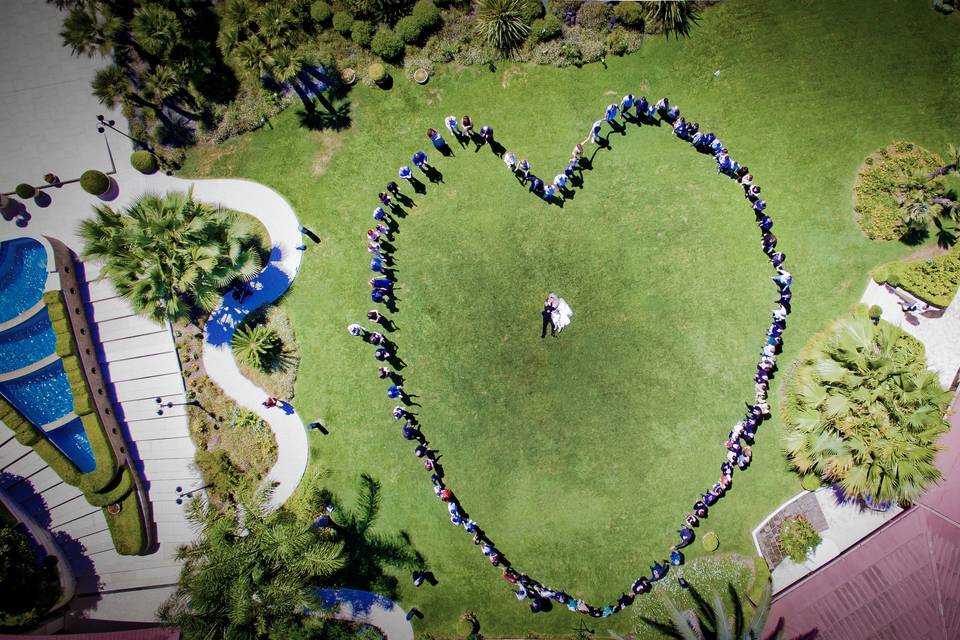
(549, 294, 574, 333)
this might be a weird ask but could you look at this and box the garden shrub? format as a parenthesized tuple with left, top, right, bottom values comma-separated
(576, 0, 612, 31)
(371, 27, 405, 60)
(333, 11, 354, 35)
(351, 20, 376, 47)
(311, 1, 333, 24)
(871, 243, 960, 307)
(412, 0, 442, 31)
(868, 304, 883, 321)
(605, 26, 629, 55)
(14, 183, 36, 199)
(517, 0, 545, 23)
(614, 0, 645, 29)
(86, 465, 135, 507)
(529, 14, 562, 42)
(80, 169, 110, 196)
(130, 150, 158, 174)
(778, 516, 821, 563)
(232, 322, 280, 371)
(368, 62, 387, 83)
(199, 87, 283, 145)
(854, 141, 942, 240)
(701, 531, 719, 551)
(395, 15, 424, 44)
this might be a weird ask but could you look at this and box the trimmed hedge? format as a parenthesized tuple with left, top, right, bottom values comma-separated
(371, 27, 404, 60)
(614, 0, 645, 28)
(800, 473, 822, 491)
(530, 14, 563, 43)
(80, 170, 110, 196)
(86, 466, 135, 507)
(872, 243, 960, 307)
(130, 150, 158, 174)
(104, 490, 147, 555)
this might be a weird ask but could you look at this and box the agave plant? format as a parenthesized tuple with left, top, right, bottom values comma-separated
(79, 189, 262, 323)
(475, 0, 531, 52)
(645, 584, 781, 640)
(644, 0, 701, 38)
(783, 313, 951, 505)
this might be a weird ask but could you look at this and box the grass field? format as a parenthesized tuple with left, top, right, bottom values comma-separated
(183, 0, 960, 635)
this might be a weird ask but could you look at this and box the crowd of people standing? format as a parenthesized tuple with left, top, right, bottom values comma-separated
(344, 97, 792, 618)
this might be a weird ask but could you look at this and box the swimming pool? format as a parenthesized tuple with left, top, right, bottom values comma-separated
(0, 308, 56, 374)
(0, 238, 49, 325)
(46, 417, 96, 473)
(0, 359, 74, 427)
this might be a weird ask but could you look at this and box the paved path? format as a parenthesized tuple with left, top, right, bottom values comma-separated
(859, 281, 960, 388)
(314, 589, 414, 640)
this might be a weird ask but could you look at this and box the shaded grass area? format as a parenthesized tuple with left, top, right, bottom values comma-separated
(182, 0, 960, 634)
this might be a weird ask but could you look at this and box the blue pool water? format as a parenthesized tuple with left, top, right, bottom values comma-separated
(46, 417, 96, 473)
(0, 359, 74, 427)
(0, 238, 49, 325)
(0, 308, 55, 374)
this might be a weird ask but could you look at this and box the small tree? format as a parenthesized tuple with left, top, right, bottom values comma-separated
(778, 516, 821, 563)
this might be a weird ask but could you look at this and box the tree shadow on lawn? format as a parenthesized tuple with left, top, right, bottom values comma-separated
(325, 473, 424, 599)
(297, 101, 352, 132)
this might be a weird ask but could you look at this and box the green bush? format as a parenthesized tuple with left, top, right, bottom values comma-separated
(370, 27, 405, 60)
(368, 62, 387, 83)
(0, 524, 62, 629)
(605, 26, 629, 55)
(351, 20, 375, 47)
(701, 531, 719, 552)
(576, 0, 612, 31)
(518, 0, 545, 23)
(395, 15, 424, 44)
(614, 1, 645, 29)
(868, 304, 883, 320)
(412, 0, 442, 30)
(231, 322, 281, 371)
(332, 11, 354, 35)
(778, 516, 822, 563)
(800, 474, 821, 491)
(854, 141, 943, 240)
(86, 465, 135, 507)
(311, 1, 332, 24)
(529, 14, 562, 42)
(130, 150, 158, 174)
(871, 243, 960, 307)
(14, 183, 36, 199)
(80, 169, 110, 196)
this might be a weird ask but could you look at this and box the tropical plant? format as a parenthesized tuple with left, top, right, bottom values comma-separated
(475, 0, 531, 52)
(157, 488, 345, 639)
(777, 516, 821, 563)
(79, 189, 262, 323)
(934, 211, 960, 247)
(59, 0, 123, 58)
(643, 0, 700, 37)
(233, 322, 281, 371)
(90, 64, 130, 108)
(661, 584, 781, 640)
(130, 4, 183, 58)
(930, 142, 960, 177)
(783, 311, 952, 505)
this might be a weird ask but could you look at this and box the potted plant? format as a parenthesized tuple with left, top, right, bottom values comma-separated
(868, 304, 883, 324)
(15, 183, 36, 199)
(413, 67, 429, 84)
(368, 62, 388, 86)
(340, 67, 357, 85)
(80, 169, 110, 196)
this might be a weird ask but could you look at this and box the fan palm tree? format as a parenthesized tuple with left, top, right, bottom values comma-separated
(643, 0, 700, 37)
(157, 488, 345, 640)
(271, 49, 315, 112)
(233, 322, 281, 371)
(475, 0, 531, 53)
(60, 0, 123, 58)
(78, 189, 262, 323)
(784, 313, 951, 505)
(90, 64, 131, 108)
(130, 4, 184, 59)
(660, 584, 781, 640)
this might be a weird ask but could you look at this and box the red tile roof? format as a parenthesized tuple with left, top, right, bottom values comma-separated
(765, 392, 960, 640)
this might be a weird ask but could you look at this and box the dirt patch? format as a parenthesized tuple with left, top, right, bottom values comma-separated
(188, 136, 252, 178)
(311, 129, 346, 178)
(501, 65, 528, 88)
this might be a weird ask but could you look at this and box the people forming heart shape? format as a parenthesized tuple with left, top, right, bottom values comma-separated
(352, 95, 792, 618)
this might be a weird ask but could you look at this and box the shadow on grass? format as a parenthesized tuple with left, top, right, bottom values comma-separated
(297, 102, 352, 132)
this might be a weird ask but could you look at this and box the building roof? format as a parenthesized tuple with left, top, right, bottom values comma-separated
(765, 391, 960, 640)
(0, 630, 179, 640)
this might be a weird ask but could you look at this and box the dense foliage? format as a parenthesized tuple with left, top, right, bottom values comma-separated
(873, 243, 960, 307)
(777, 516, 821, 564)
(659, 583, 778, 640)
(233, 322, 282, 371)
(783, 309, 951, 505)
(0, 524, 62, 629)
(79, 189, 262, 322)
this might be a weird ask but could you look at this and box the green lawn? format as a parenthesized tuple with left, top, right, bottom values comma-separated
(182, 0, 960, 635)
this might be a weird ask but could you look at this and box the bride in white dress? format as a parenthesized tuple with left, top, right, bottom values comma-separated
(548, 293, 574, 333)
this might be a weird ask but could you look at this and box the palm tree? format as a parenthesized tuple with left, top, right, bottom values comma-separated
(232, 37, 274, 81)
(60, 0, 122, 58)
(643, 0, 700, 37)
(78, 189, 262, 323)
(130, 4, 184, 59)
(660, 584, 781, 640)
(157, 488, 345, 640)
(271, 49, 315, 112)
(233, 323, 281, 371)
(475, 0, 531, 53)
(783, 312, 951, 505)
(90, 64, 130, 108)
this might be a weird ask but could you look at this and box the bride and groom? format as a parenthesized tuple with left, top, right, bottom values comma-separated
(541, 293, 573, 338)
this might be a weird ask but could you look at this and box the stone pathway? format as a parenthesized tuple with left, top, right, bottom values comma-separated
(314, 589, 414, 640)
(859, 280, 960, 388)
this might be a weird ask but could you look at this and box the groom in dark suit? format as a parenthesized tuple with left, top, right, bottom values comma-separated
(541, 297, 557, 338)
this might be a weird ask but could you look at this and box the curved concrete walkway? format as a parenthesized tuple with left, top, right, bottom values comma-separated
(314, 589, 414, 640)
(150, 177, 309, 510)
